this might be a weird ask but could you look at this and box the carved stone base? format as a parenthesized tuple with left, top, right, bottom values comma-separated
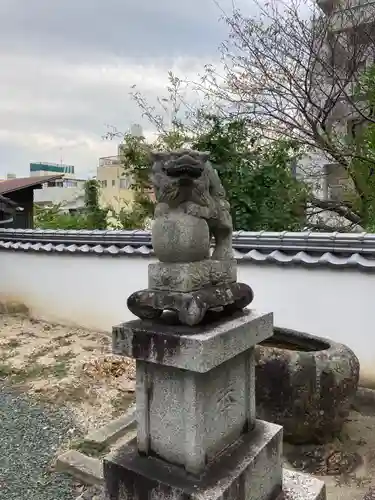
(148, 260, 237, 292)
(127, 282, 254, 326)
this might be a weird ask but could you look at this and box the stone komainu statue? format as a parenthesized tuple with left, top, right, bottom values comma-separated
(150, 149, 233, 261)
(126, 149, 253, 325)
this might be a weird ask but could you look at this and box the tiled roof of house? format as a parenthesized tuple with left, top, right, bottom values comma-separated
(0, 175, 63, 195)
(1, 229, 375, 270)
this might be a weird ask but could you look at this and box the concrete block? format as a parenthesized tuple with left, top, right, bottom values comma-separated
(83, 406, 136, 447)
(56, 450, 103, 485)
(113, 309, 273, 372)
(136, 348, 256, 473)
(103, 420, 283, 500)
(283, 469, 326, 500)
(148, 260, 237, 292)
(75, 469, 327, 500)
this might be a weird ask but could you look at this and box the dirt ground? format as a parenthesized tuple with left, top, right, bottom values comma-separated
(2, 313, 375, 499)
(284, 406, 375, 499)
(0, 314, 135, 434)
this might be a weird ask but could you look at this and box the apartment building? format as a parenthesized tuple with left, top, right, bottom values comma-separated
(96, 154, 134, 211)
(30, 162, 86, 212)
(296, 0, 375, 229)
(96, 125, 154, 211)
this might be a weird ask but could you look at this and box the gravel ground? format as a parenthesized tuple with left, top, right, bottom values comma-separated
(0, 384, 81, 500)
(0, 314, 135, 433)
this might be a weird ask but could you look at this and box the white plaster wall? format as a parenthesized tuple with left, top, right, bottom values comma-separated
(0, 251, 374, 385)
(34, 185, 85, 207)
(0, 252, 154, 333)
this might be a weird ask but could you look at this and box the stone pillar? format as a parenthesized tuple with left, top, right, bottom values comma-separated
(103, 310, 326, 500)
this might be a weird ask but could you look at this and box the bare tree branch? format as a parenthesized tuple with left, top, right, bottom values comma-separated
(195, 0, 375, 228)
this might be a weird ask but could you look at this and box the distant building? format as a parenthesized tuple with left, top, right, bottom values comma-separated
(30, 162, 85, 212)
(30, 162, 75, 177)
(97, 126, 144, 211)
(97, 125, 155, 211)
(97, 154, 134, 211)
(33, 178, 86, 212)
(295, 0, 375, 231)
(129, 124, 143, 138)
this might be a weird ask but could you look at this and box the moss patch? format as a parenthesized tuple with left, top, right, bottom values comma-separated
(70, 438, 110, 458)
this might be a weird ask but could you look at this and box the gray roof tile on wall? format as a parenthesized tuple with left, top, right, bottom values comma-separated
(1, 229, 375, 270)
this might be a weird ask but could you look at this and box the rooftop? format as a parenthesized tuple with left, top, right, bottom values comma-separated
(0, 174, 63, 195)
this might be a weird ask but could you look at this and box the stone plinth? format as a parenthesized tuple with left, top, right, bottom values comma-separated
(104, 420, 283, 500)
(113, 310, 272, 372)
(103, 424, 326, 500)
(113, 310, 272, 475)
(106, 309, 327, 500)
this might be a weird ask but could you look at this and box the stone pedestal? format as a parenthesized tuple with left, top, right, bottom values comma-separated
(127, 258, 253, 326)
(113, 310, 271, 474)
(105, 310, 326, 500)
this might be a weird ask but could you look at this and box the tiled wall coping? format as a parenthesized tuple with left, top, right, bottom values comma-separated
(1, 228, 375, 269)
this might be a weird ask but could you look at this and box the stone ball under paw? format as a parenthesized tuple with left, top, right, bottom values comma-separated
(152, 212, 210, 263)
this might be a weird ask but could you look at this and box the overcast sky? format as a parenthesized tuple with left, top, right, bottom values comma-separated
(0, 0, 254, 179)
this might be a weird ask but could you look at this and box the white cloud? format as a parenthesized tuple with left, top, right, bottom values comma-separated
(0, 0, 249, 179)
(0, 52, 217, 178)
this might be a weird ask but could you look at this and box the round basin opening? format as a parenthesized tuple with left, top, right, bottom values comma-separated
(260, 327, 331, 352)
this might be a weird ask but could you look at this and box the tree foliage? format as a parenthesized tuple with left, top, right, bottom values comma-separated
(35, 179, 107, 230)
(196, 0, 375, 230)
(112, 76, 309, 231)
(192, 116, 309, 230)
(34, 179, 151, 230)
(34, 203, 88, 230)
(348, 66, 375, 229)
(83, 179, 107, 229)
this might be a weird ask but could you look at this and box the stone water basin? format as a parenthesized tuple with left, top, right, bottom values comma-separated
(255, 327, 360, 444)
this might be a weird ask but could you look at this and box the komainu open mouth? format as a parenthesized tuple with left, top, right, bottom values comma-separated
(164, 153, 205, 178)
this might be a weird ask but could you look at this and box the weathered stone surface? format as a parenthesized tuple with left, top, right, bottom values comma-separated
(127, 281, 254, 326)
(84, 406, 136, 448)
(152, 212, 210, 263)
(56, 450, 103, 485)
(103, 420, 283, 500)
(282, 470, 326, 500)
(126, 150, 252, 325)
(77, 470, 327, 500)
(113, 309, 273, 372)
(255, 326, 360, 444)
(135, 349, 256, 473)
(148, 259, 237, 292)
(150, 150, 233, 262)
